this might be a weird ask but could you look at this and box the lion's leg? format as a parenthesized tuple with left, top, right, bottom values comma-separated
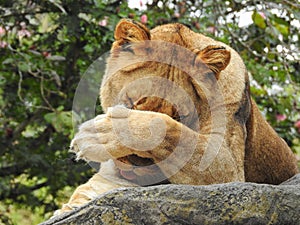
(103, 109, 246, 185)
(148, 121, 246, 185)
(54, 160, 137, 216)
(53, 173, 118, 216)
(71, 106, 245, 186)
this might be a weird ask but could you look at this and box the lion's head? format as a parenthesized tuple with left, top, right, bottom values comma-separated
(100, 19, 232, 185)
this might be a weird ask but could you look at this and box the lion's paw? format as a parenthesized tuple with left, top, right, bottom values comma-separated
(71, 105, 168, 162)
(70, 106, 131, 162)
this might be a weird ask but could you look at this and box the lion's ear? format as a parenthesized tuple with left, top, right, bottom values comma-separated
(114, 19, 151, 44)
(198, 45, 231, 77)
(109, 19, 151, 71)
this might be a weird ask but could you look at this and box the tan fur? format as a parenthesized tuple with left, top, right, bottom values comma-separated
(245, 100, 299, 183)
(54, 19, 298, 215)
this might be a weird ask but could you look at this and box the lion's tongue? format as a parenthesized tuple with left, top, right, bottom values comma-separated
(120, 170, 137, 180)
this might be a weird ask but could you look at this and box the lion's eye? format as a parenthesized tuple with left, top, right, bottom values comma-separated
(173, 114, 180, 122)
(121, 43, 134, 53)
(204, 71, 216, 80)
(172, 114, 189, 122)
(180, 114, 189, 120)
(127, 97, 134, 108)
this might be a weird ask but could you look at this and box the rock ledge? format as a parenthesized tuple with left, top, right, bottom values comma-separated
(41, 174, 300, 225)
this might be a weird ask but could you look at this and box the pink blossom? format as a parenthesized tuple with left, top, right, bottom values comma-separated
(98, 16, 108, 27)
(42, 51, 51, 58)
(259, 12, 266, 19)
(276, 114, 287, 122)
(0, 41, 7, 48)
(173, 12, 180, 18)
(99, 17, 108, 27)
(0, 27, 5, 36)
(295, 120, 300, 128)
(18, 29, 31, 38)
(20, 21, 26, 28)
(296, 123, 300, 134)
(140, 14, 147, 24)
(18, 22, 31, 38)
(206, 26, 216, 34)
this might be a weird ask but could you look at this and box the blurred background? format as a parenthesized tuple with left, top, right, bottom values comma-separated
(0, 0, 299, 224)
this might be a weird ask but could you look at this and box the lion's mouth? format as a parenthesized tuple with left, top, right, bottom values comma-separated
(119, 170, 137, 180)
(115, 154, 169, 185)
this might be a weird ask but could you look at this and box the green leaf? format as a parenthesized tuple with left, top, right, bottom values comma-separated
(83, 44, 94, 53)
(18, 61, 30, 72)
(38, 13, 58, 33)
(2, 58, 15, 65)
(44, 111, 72, 134)
(267, 53, 276, 60)
(44, 112, 56, 124)
(274, 23, 289, 37)
(252, 11, 266, 29)
(22, 124, 46, 138)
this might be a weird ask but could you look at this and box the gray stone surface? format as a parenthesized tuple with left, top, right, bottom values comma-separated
(40, 174, 300, 225)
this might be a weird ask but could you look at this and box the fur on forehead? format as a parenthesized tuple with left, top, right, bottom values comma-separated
(112, 19, 230, 78)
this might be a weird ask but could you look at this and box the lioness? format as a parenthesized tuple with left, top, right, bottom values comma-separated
(56, 19, 299, 214)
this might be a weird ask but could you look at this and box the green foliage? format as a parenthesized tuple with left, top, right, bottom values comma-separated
(0, 0, 299, 223)
(252, 11, 267, 29)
